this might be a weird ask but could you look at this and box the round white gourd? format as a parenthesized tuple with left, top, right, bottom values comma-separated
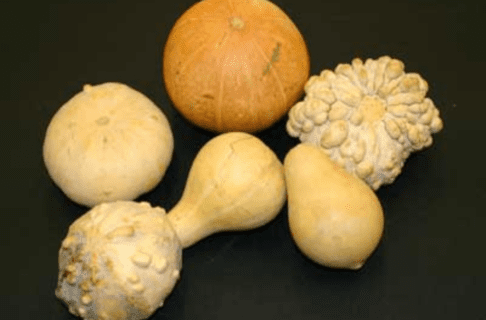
(55, 201, 182, 320)
(43, 82, 174, 207)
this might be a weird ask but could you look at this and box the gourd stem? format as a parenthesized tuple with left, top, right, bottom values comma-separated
(230, 17, 245, 30)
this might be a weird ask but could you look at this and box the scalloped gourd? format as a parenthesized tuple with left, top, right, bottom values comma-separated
(43, 82, 174, 207)
(55, 132, 287, 320)
(286, 56, 443, 190)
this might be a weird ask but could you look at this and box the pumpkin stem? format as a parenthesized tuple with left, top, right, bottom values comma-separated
(230, 17, 245, 30)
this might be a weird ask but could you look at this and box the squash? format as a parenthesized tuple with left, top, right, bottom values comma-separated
(55, 201, 182, 320)
(55, 132, 286, 320)
(284, 143, 384, 270)
(163, 0, 310, 133)
(42, 82, 174, 207)
(167, 131, 287, 247)
(286, 56, 444, 190)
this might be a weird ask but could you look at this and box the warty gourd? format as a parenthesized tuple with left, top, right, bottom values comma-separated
(55, 132, 286, 320)
(286, 56, 443, 190)
(43, 82, 174, 207)
(55, 201, 182, 320)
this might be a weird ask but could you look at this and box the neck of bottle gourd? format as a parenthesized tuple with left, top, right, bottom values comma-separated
(166, 201, 212, 249)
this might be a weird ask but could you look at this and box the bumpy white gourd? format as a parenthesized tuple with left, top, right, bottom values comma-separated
(43, 82, 174, 207)
(286, 56, 443, 190)
(55, 201, 182, 320)
(56, 132, 286, 320)
(284, 143, 384, 270)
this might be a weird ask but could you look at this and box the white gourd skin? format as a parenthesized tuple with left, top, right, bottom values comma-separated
(43, 82, 174, 207)
(167, 132, 287, 248)
(284, 143, 384, 270)
(56, 132, 286, 320)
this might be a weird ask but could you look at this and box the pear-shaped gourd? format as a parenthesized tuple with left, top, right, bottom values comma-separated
(168, 131, 287, 248)
(284, 143, 384, 270)
(56, 132, 286, 320)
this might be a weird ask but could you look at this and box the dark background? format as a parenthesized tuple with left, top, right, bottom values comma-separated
(1, 0, 485, 319)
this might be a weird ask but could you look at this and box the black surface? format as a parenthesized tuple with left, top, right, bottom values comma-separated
(2, 0, 485, 319)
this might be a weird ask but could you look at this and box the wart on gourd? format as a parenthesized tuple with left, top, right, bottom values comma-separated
(56, 132, 287, 320)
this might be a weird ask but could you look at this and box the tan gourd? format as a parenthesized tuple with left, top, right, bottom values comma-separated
(167, 131, 287, 247)
(163, 0, 310, 133)
(284, 143, 384, 270)
(56, 132, 286, 320)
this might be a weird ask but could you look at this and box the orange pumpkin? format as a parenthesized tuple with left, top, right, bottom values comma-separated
(163, 0, 310, 133)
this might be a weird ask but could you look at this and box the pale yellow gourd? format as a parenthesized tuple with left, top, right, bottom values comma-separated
(167, 132, 287, 248)
(56, 132, 286, 320)
(284, 143, 384, 270)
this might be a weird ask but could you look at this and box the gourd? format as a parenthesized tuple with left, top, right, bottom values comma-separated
(167, 131, 287, 247)
(163, 0, 310, 133)
(43, 82, 174, 207)
(55, 201, 182, 320)
(286, 56, 443, 190)
(284, 143, 384, 270)
(55, 132, 286, 320)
